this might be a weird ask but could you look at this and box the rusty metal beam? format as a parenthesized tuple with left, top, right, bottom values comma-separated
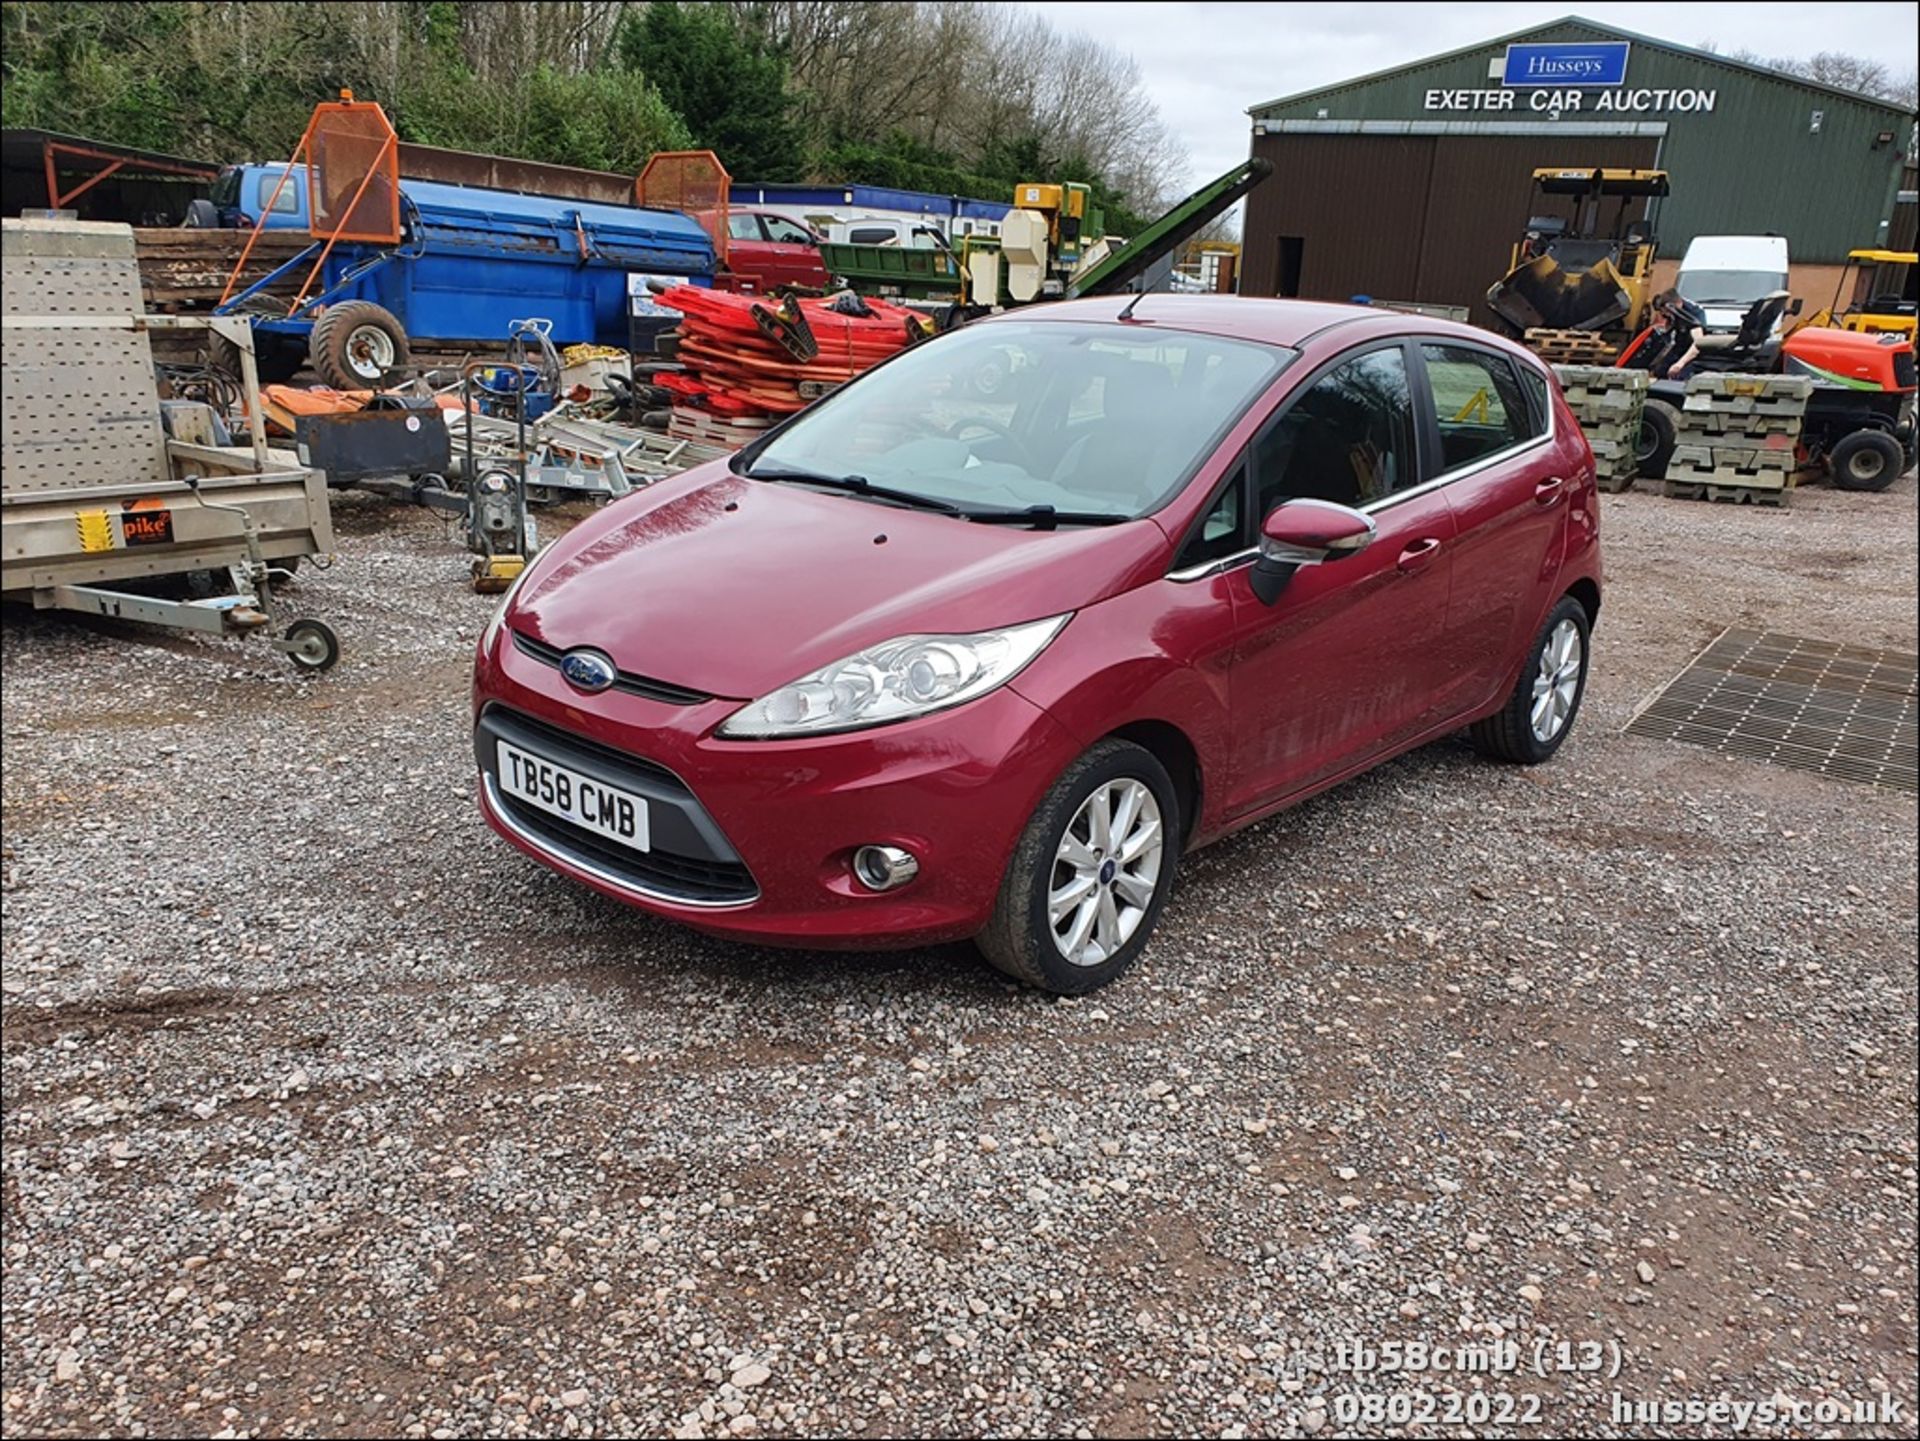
(41, 139, 220, 210)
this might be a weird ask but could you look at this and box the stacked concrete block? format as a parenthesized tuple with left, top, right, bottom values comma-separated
(1661, 373, 1813, 507)
(1554, 365, 1648, 492)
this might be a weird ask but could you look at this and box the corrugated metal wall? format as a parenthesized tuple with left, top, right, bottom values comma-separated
(1249, 20, 1912, 263)
(1243, 132, 1658, 323)
(1241, 135, 1431, 303)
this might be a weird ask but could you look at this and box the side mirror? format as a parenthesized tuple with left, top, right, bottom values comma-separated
(1250, 498, 1376, 605)
(1788, 296, 1804, 316)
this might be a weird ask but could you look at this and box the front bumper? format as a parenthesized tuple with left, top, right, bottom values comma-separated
(473, 627, 1082, 948)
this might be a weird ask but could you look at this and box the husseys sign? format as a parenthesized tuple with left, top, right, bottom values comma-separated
(1424, 41, 1719, 114)
(1503, 42, 1631, 87)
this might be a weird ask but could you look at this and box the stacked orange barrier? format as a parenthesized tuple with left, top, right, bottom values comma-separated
(656, 286, 927, 442)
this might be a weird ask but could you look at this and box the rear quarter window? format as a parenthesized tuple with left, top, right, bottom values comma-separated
(1517, 362, 1552, 435)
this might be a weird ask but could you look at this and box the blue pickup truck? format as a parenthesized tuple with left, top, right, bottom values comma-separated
(210, 164, 715, 387)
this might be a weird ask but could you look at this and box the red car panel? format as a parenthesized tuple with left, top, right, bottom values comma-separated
(705, 208, 829, 293)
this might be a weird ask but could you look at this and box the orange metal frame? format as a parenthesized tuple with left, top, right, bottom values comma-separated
(219, 93, 401, 315)
(40, 140, 217, 210)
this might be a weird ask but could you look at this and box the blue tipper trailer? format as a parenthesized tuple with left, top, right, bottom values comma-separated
(214, 174, 716, 387)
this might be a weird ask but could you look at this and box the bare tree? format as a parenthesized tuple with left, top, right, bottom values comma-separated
(1701, 40, 1917, 109)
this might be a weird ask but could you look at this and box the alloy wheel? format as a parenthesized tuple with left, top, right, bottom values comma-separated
(1530, 617, 1583, 743)
(1048, 778, 1164, 967)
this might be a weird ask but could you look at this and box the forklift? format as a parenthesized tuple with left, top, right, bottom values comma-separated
(1486, 167, 1669, 341)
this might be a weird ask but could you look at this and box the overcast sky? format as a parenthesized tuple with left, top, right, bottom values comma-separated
(1024, 3, 1920, 191)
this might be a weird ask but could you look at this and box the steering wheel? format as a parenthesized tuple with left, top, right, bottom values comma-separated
(945, 415, 1039, 470)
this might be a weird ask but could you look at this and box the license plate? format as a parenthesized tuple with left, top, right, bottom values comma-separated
(496, 739, 650, 852)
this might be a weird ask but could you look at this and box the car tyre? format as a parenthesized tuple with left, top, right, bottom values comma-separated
(1469, 595, 1591, 765)
(975, 739, 1180, 995)
(1828, 429, 1903, 493)
(1635, 398, 1680, 480)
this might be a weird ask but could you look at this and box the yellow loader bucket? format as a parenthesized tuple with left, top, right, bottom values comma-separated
(1487, 252, 1632, 333)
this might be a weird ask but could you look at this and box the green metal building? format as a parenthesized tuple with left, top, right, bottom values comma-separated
(1241, 16, 1915, 322)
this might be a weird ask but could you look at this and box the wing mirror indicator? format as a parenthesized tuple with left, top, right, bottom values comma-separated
(1251, 498, 1376, 605)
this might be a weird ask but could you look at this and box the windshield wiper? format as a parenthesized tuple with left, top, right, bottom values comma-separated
(746, 463, 1129, 529)
(744, 462, 970, 517)
(963, 504, 1133, 530)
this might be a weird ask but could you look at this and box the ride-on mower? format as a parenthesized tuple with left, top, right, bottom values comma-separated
(1621, 292, 1917, 492)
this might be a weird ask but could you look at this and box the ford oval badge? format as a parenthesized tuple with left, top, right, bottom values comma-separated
(559, 648, 617, 693)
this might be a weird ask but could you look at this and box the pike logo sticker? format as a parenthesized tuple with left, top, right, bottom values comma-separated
(121, 497, 174, 547)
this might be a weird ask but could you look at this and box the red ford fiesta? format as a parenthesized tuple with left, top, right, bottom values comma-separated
(473, 296, 1601, 992)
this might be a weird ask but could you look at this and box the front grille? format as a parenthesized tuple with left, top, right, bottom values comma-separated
(493, 788, 758, 903)
(479, 704, 759, 905)
(1893, 349, 1916, 390)
(494, 705, 688, 794)
(512, 629, 713, 706)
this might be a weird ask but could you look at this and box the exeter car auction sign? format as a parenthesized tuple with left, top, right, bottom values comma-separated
(1424, 40, 1718, 114)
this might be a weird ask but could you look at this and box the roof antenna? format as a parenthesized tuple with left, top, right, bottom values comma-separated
(1117, 289, 1146, 322)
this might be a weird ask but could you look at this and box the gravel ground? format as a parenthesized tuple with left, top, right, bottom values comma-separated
(3, 472, 1916, 1439)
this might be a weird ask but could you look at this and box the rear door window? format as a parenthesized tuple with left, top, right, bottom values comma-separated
(763, 217, 815, 245)
(1420, 344, 1534, 471)
(727, 214, 765, 241)
(1516, 362, 1552, 433)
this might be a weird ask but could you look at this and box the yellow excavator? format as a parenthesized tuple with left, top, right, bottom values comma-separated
(1486, 167, 1668, 339)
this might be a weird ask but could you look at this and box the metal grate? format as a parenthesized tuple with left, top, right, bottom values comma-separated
(1625, 629, 1917, 793)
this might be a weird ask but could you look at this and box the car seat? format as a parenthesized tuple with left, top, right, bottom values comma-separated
(1049, 361, 1176, 508)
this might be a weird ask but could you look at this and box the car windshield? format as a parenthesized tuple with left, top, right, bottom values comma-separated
(739, 320, 1289, 521)
(1677, 268, 1786, 306)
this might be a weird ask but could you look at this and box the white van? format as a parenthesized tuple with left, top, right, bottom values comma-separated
(1676, 235, 1791, 335)
(827, 216, 946, 249)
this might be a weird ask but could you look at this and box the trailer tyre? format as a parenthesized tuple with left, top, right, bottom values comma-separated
(1635, 399, 1680, 480)
(285, 619, 340, 673)
(309, 301, 410, 389)
(1828, 430, 1902, 493)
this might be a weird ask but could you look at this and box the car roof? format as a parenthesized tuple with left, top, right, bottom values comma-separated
(988, 294, 1515, 357)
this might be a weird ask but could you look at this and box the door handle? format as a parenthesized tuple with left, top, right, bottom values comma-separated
(1396, 537, 1443, 572)
(1534, 475, 1567, 505)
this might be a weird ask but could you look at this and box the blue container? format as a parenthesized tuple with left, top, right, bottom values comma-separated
(224, 168, 716, 352)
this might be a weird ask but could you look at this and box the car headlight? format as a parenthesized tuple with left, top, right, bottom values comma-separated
(719, 614, 1069, 739)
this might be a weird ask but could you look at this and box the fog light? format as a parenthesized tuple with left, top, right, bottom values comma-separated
(853, 845, 919, 892)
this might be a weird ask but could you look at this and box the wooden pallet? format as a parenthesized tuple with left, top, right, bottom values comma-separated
(1528, 329, 1618, 365)
(133, 228, 309, 311)
(666, 406, 771, 447)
